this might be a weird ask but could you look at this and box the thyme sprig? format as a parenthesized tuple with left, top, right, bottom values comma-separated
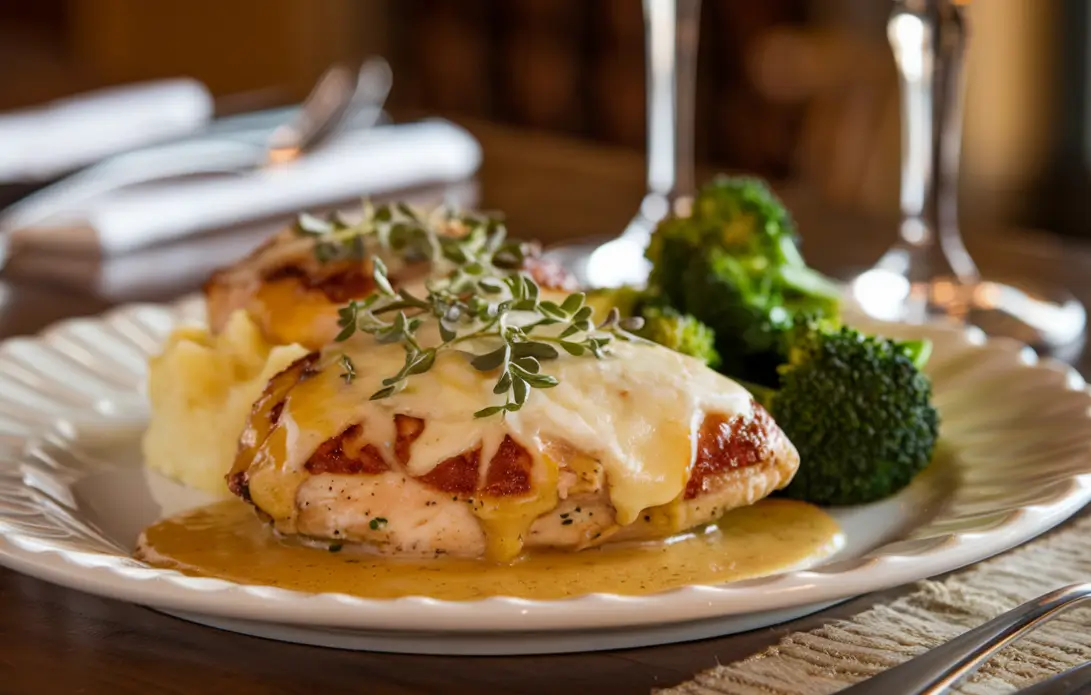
(334, 256, 644, 418)
(292, 201, 527, 273)
(298, 201, 644, 418)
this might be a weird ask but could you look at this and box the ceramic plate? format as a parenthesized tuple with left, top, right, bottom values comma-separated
(0, 296, 1088, 655)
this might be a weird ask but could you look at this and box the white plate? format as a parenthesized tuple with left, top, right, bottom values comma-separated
(0, 296, 1088, 655)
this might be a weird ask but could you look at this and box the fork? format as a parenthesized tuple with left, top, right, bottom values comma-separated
(0, 58, 392, 265)
(837, 582, 1091, 695)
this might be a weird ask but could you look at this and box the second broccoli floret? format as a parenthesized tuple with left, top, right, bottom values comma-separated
(635, 305, 720, 368)
(750, 325, 939, 506)
(644, 176, 841, 385)
(585, 288, 721, 368)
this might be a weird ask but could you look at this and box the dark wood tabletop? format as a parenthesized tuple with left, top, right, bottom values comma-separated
(1, 121, 1089, 695)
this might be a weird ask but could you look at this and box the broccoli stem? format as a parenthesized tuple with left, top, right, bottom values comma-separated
(899, 339, 933, 370)
(778, 265, 843, 301)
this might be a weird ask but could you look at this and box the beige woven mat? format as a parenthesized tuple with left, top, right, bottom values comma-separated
(660, 513, 1091, 695)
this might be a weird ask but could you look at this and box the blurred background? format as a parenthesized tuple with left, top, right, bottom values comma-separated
(0, 0, 1087, 236)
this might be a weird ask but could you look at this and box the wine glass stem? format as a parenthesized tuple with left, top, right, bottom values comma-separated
(642, 0, 701, 220)
(889, 0, 978, 282)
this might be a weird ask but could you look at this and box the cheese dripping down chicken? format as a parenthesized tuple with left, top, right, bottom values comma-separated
(227, 326, 801, 563)
(204, 223, 575, 351)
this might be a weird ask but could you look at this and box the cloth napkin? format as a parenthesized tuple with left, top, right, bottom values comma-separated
(2, 180, 480, 303)
(6, 119, 482, 258)
(0, 79, 214, 183)
(662, 513, 1091, 695)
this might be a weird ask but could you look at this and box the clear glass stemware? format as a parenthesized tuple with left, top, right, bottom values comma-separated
(553, 0, 701, 289)
(851, 0, 1086, 349)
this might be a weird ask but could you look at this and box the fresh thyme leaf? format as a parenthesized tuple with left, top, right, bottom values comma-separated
(474, 405, 507, 419)
(511, 342, 558, 360)
(493, 371, 512, 394)
(294, 212, 332, 236)
(522, 372, 559, 389)
(538, 301, 565, 319)
(479, 278, 505, 294)
(370, 384, 398, 400)
(559, 325, 581, 339)
(598, 307, 621, 329)
(338, 354, 356, 384)
(513, 356, 540, 373)
(335, 303, 359, 342)
(439, 318, 458, 342)
(506, 275, 525, 300)
(561, 293, 585, 314)
(407, 349, 436, 375)
(374, 324, 405, 344)
(372, 257, 394, 295)
(330, 210, 353, 228)
(471, 344, 510, 372)
(523, 275, 539, 302)
(559, 341, 586, 356)
(511, 375, 529, 405)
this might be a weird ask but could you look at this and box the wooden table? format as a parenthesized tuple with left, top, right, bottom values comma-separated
(0, 122, 1088, 695)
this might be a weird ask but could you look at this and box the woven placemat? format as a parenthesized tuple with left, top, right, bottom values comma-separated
(659, 514, 1091, 695)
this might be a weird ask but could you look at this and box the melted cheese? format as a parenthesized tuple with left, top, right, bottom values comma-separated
(243, 324, 753, 561)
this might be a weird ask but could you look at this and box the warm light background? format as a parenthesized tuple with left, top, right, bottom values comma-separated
(0, 0, 1085, 236)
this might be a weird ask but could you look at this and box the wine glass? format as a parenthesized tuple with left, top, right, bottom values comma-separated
(849, 0, 1086, 348)
(547, 0, 701, 289)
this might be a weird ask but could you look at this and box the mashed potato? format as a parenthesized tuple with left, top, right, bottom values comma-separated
(143, 310, 309, 495)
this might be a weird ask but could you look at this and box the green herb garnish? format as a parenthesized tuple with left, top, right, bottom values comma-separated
(338, 354, 356, 384)
(313, 201, 644, 419)
(369, 517, 388, 530)
(293, 202, 525, 269)
(336, 262, 643, 418)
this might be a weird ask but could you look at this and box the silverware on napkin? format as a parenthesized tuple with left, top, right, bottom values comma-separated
(0, 58, 392, 264)
(837, 583, 1091, 695)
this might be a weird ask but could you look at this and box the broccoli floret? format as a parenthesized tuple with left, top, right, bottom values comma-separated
(645, 176, 841, 385)
(750, 325, 939, 506)
(636, 305, 720, 368)
(584, 287, 720, 368)
(585, 285, 645, 321)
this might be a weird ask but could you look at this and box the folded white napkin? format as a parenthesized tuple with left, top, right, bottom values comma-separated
(4, 180, 481, 303)
(0, 79, 214, 183)
(8, 119, 482, 257)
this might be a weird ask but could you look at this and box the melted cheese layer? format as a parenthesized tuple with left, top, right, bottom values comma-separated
(243, 326, 754, 560)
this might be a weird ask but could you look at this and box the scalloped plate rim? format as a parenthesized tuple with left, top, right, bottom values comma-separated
(0, 296, 1086, 637)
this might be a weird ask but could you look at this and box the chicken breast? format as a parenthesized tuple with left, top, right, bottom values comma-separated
(204, 226, 575, 351)
(227, 339, 800, 563)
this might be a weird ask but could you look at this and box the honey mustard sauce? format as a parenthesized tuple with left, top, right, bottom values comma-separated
(135, 498, 844, 601)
